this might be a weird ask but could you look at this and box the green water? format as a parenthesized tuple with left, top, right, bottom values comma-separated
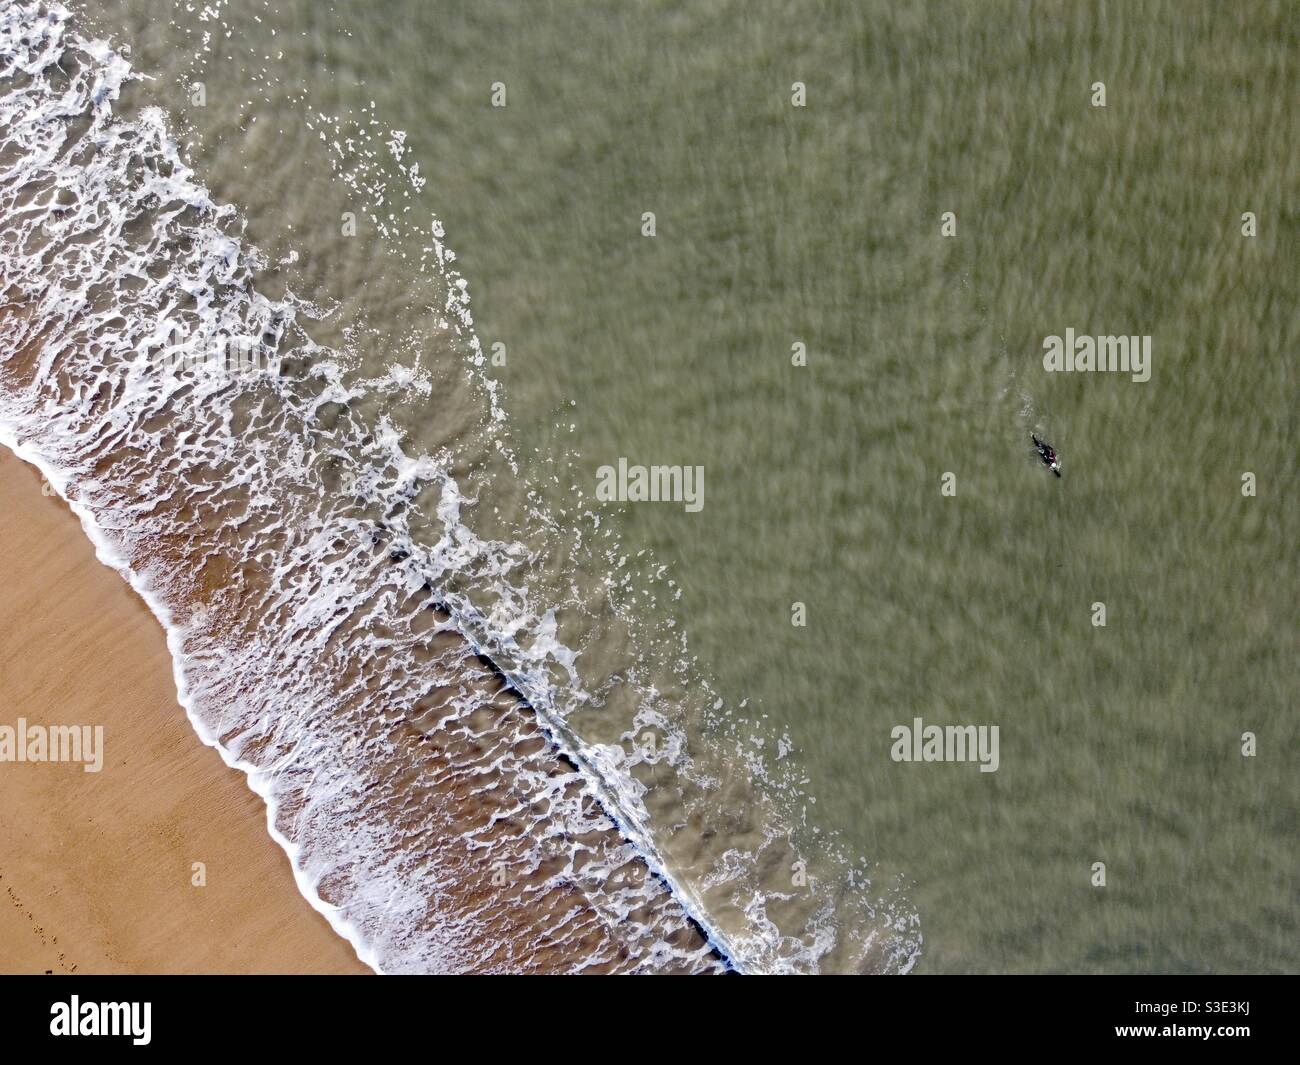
(85, 0, 1296, 972)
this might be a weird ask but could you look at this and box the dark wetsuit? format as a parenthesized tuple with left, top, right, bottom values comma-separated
(1032, 435, 1060, 473)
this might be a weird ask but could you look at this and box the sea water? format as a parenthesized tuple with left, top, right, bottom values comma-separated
(1, 0, 1293, 974)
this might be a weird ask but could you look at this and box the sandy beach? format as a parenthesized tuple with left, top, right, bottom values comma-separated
(0, 448, 368, 974)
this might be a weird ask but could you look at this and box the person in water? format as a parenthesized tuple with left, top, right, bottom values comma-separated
(1032, 434, 1062, 476)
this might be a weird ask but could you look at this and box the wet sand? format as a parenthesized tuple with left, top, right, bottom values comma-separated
(0, 448, 369, 974)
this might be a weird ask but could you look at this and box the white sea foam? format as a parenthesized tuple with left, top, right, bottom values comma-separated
(0, 2, 920, 974)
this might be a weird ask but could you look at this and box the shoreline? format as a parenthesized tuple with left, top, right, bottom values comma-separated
(0, 447, 370, 974)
